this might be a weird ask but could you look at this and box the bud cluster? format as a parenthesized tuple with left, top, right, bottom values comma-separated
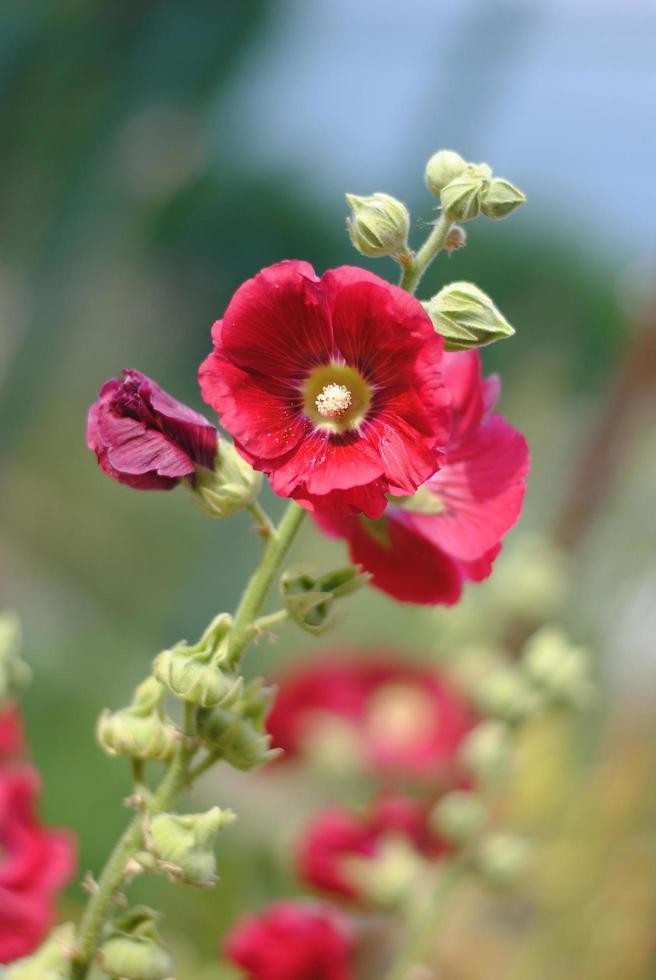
(425, 149, 526, 221)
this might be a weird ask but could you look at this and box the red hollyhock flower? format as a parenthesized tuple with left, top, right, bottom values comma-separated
(0, 706, 24, 761)
(87, 369, 218, 490)
(267, 653, 475, 784)
(199, 261, 450, 518)
(224, 900, 355, 980)
(0, 765, 76, 963)
(317, 350, 529, 603)
(298, 797, 443, 901)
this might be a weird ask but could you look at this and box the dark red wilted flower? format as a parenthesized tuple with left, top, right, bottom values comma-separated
(0, 765, 76, 963)
(298, 796, 444, 901)
(199, 261, 450, 518)
(224, 900, 355, 980)
(87, 368, 218, 490)
(267, 653, 475, 784)
(317, 350, 529, 603)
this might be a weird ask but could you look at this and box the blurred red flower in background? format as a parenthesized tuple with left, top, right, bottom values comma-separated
(317, 350, 529, 603)
(298, 796, 445, 901)
(0, 710, 76, 963)
(199, 261, 450, 518)
(87, 368, 217, 491)
(225, 899, 355, 980)
(267, 653, 476, 785)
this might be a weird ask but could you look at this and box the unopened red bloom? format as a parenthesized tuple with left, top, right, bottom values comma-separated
(317, 350, 529, 603)
(267, 653, 475, 784)
(199, 261, 450, 518)
(87, 369, 218, 490)
(0, 765, 76, 963)
(224, 900, 354, 980)
(298, 796, 443, 900)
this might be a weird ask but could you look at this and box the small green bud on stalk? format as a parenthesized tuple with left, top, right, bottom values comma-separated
(444, 224, 467, 252)
(459, 719, 512, 788)
(197, 678, 279, 770)
(281, 563, 368, 635)
(191, 440, 262, 519)
(96, 907, 173, 980)
(97, 677, 178, 762)
(430, 791, 488, 846)
(440, 175, 484, 221)
(474, 665, 545, 724)
(522, 626, 594, 710)
(424, 149, 468, 196)
(345, 192, 410, 258)
(148, 807, 235, 886)
(0, 610, 31, 701)
(476, 834, 530, 887)
(154, 614, 242, 707)
(4, 924, 75, 979)
(481, 177, 526, 219)
(347, 837, 425, 908)
(423, 281, 514, 352)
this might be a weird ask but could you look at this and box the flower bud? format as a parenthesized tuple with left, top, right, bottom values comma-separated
(197, 679, 279, 771)
(190, 439, 262, 519)
(423, 281, 514, 352)
(459, 719, 512, 788)
(440, 175, 486, 221)
(424, 149, 467, 196)
(521, 626, 593, 710)
(281, 563, 368, 635)
(345, 192, 410, 258)
(97, 677, 178, 762)
(97, 907, 173, 980)
(474, 666, 544, 724)
(481, 178, 526, 219)
(476, 834, 530, 886)
(444, 224, 467, 252)
(153, 615, 242, 707)
(430, 791, 487, 846)
(0, 611, 31, 701)
(5, 924, 75, 979)
(347, 837, 425, 908)
(148, 807, 235, 886)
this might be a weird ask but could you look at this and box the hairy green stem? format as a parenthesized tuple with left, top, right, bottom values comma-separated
(383, 860, 465, 980)
(70, 502, 304, 978)
(399, 211, 452, 295)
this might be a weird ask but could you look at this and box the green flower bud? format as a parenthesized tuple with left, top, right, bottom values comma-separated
(347, 837, 425, 908)
(97, 677, 178, 762)
(423, 281, 514, 352)
(424, 149, 468, 196)
(430, 791, 488, 846)
(97, 907, 173, 980)
(476, 834, 530, 886)
(5, 924, 75, 979)
(0, 611, 31, 701)
(148, 807, 235, 886)
(191, 439, 262, 519)
(154, 614, 241, 707)
(481, 177, 526, 219)
(197, 679, 279, 771)
(281, 563, 368, 635)
(522, 626, 594, 710)
(345, 192, 410, 258)
(474, 666, 544, 724)
(440, 176, 485, 221)
(459, 719, 512, 788)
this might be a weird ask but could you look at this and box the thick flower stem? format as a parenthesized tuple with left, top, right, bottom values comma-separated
(399, 211, 453, 295)
(70, 503, 305, 979)
(383, 860, 465, 980)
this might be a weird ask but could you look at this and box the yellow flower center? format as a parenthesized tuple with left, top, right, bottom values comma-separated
(302, 363, 372, 433)
(365, 684, 436, 752)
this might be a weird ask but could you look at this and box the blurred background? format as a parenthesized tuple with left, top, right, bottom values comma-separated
(1, 0, 655, 976)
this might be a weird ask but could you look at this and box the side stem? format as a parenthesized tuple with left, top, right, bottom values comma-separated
(399, 211, 453, 295)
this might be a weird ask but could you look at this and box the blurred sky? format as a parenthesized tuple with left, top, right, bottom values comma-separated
(215, 0, 656, 268)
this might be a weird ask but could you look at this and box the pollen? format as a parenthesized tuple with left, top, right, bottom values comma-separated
(315, 383, 353, 419)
